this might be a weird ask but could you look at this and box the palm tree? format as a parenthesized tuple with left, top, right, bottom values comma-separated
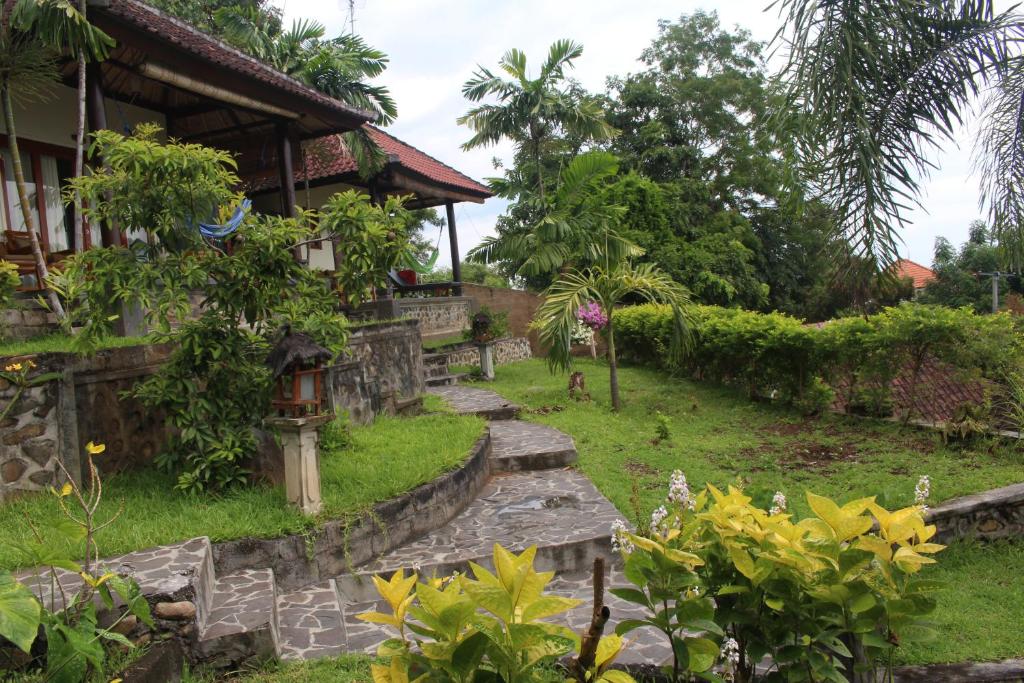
(772, 0, 1024, 270)
(458, 40, 617, 202)
(535, 261, 693, 411)
(468, 150, 641, 277)
(215, 7, 396, 176)
(14, 0, 114, 255)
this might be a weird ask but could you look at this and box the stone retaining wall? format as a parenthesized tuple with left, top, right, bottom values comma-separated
(212, 430, 492, 591)
(439, 337, 533, 367)
(394, 297, 473, 340)
(0, 297, 59, 341)
(346, 319, 424, 401)
(927, 482, 1024, 543)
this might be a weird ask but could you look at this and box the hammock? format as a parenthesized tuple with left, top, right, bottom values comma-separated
(198, 199, 251, 240)
(399, 247, 439, 274)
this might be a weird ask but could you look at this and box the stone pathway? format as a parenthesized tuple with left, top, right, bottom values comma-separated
(427, 384, 521, 420)
(16, 383, 671, 667)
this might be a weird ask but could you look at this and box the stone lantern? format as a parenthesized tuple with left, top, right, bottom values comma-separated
(470, 310, 496, 381)
(264, 326, 334, 515)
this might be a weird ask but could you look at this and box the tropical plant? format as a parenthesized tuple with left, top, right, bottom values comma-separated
(611, 472, 946, 682)
(359, 544, 635, 683)
(1, 441, 154, 682)
(773, 0, 1024, 269)
(469, 151, 641, 279)
(458, 40, 617, 202)
(535, 261, 693, 411)
(0, 260, 21, 310)
(215, 6, 396, 174)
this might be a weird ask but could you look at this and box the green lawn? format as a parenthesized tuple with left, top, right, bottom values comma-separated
(0, 403, 484, 570)
(483, 359, 1024, 665)
(0, 333, 148, 357)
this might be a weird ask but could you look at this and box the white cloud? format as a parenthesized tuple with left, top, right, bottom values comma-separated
(276, 0, 1010, 270)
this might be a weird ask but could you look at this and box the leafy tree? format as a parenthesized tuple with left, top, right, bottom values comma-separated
(920, 221, 1021, 313)
(148, 0, 281, 38)
(773, 0, 1024, 268)
(458, 40, 616, 202)
(421, 262, 508, 288)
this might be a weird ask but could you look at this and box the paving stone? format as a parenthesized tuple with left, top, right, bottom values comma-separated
(277, 580, 347, 661)
(338, 468, 622, 602)
(489, 420, 577, 471)
(427, 385, 520, 420)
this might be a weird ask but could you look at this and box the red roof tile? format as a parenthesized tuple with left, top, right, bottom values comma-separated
(94, 0, 373, 125)
(893, 259, 936, 289)
(248, 125, 492, 200)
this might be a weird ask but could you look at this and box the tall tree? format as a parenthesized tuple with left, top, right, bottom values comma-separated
(920, 221, 1019, 312)
(773, 0, 1024, 269)
(458, 40, 617, 202)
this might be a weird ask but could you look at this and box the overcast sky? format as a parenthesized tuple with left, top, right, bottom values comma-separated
(278, 0, 1003, 272)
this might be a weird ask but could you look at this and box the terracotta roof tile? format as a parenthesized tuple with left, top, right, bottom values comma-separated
(248, 125, 492, 199)
(96, 0, 373, 123)
(893, 259, 936, 289)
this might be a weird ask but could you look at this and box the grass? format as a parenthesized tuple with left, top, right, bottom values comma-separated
(182, 655, 375, 682)
(0, 409, 485, 570)
(485, 359, 1023, 520)
(484, 359, 1024, 665)
(422, 333, 469, 351)
(0, 333, 148, 357)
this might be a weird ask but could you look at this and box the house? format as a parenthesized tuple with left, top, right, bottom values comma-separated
(0, 0, 490, 295)
(893, 258, 936, 298)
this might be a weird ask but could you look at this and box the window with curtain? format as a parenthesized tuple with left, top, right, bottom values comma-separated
(1, 150, 41, 237)
(0, 141, 75, 255)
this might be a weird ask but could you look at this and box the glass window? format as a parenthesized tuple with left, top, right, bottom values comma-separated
(1, 150, 41, 240)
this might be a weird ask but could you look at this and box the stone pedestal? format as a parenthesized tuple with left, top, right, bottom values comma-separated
(476, 343, 495, 381)
(264, 414, 332, 516)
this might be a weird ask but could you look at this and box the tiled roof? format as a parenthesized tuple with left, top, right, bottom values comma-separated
(95, 0, 373, 124)
(249, 125, 492, 199)
(893, 258, 936, 289)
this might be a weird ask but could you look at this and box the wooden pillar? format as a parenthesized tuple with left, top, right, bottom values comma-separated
(276, 122, 297, 219)
(446, 200, 462, 296)
(86, 62, 120, 248)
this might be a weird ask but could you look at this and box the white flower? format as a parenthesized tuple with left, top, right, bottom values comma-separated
(611, 519, 634, 554)
(667, 469, 694, 510)
(721, 637, 740, 666)
(651, 505, 669, 533)
(914, 475, 931, 509)
(770, 491, 787, 516)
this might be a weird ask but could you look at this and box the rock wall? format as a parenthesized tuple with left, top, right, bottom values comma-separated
(0, 298, 59, 341)
(394, 297, 473, 340)
(346, 319, 424, 401)
(928, 482, 1024, 543)
(440, 337, 533, 368)
(461, 284, 543, 354)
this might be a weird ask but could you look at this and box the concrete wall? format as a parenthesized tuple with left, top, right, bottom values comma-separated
(461, 284, 543, 354)
(395, 296, 473, 341)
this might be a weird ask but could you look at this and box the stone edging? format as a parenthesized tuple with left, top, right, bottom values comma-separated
(211, 429, 492, 592)
(927, 482, 1024, 543)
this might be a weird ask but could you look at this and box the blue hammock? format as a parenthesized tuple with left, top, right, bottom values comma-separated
(198, 199, 251, 240)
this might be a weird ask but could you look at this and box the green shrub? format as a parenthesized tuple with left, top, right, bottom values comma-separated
(0, 259, 20, 310)
(612, 473, 945, 682)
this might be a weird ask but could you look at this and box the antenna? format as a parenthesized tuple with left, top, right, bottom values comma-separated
(345, 0, 356, 34)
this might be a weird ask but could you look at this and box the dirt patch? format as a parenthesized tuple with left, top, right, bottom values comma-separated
(623, 459, 661, 477)
(738, 439, 861, 472)
(528, 405, 565, 415)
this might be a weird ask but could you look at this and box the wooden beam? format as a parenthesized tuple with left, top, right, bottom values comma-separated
(180, 118, 276, 143)
(277, 122, 297, 219)
(446, 200, 462, 296)
(86, 61, 121, 248)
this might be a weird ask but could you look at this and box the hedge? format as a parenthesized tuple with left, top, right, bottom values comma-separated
(614, 302, 1024, 419)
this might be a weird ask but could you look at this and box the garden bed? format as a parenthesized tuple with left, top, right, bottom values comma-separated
(0, 399, 485, 570)
(481, 358, 1024, 666)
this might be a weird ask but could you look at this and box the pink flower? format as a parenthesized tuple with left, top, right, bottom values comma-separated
(577, 301, 608, 330)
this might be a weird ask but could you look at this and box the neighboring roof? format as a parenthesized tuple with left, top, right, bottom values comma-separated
(893, 259, 936, 289)
(87, 0, 373, 134)
(247, 125, 493, 203)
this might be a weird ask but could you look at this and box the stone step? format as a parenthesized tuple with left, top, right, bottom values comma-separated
(489, 420, 577, 472)
(425, 372, 468, 387)
(276, 579, 347, 661)
(427, 385, 521, 420)
(423, 363, 454, 379)
(16, 536, 217, 626)
(196, 569, 278, 667)
(336, 468, 620, 603)
(422, 352, 450, 366)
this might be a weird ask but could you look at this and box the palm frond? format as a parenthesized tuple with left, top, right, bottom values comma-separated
(340, 129, 386, 179)
(540, 39, 584, 81)
(12, 0, 114, 61)
(534, 269, 598, 372)
(0, 31, 59, 104)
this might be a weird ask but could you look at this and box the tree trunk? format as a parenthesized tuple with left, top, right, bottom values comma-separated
(73, 0, 88, 253)
(2, 86, 65, 319)
(532, 136, 545, 203)
(607, 315, 620, 411)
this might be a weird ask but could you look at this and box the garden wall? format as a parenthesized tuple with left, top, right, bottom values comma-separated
(438, 337, 533, 367)
(0, 297, 60, 340)
(393, 296, 473, 340)
(461, 284, 543, 354)
(0, 322, 426, 498)
(928, 482, 1024, 543)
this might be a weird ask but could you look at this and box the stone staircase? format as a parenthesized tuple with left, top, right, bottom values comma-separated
(17, 386, 669, 668)
(422, 351, 468, 387)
